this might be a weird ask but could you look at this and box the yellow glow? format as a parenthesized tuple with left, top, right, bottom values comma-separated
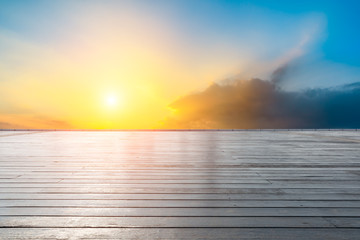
(105, 93, 119, 108)
(0, 6, 245, 130)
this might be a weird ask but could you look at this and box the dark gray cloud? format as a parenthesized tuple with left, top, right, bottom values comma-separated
(163, 70, 360, 129)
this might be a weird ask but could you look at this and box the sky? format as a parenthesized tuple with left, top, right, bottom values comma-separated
(0, 0, 360, 129)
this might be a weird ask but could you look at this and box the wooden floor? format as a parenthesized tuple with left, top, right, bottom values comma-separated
(1, 130, 360, 239)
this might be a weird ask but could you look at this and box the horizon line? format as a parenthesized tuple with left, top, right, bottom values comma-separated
(0, 128, 359, 132)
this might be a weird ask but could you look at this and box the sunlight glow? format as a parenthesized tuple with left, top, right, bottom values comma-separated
(105, 93, 119, 108)
(0, 0, 335, 130)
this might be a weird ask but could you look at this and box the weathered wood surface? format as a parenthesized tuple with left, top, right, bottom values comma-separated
(0, 130, 360, 239)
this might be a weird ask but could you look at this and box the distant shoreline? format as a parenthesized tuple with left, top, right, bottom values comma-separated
(0, 129, 359, 132)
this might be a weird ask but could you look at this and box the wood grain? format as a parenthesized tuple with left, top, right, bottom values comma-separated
(1, 130, 360, 239)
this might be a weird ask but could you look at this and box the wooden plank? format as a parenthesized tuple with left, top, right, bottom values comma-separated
(3, 174, 358, 179)
(0, 178, 357, 184)
(1, 207, 360, 217)
(7, 172, 359, 176)
(2, 187, 360, 194)
(0, 216, 334, 228)
(1, 228, 360, 240)
(2, 193, 360, 200)
(2, 182, 360, 188)
(0, 168, 359, 172)
(325, 217, 360, 227)
(1, 199, 360, 208)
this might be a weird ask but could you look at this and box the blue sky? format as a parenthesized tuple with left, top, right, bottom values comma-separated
(1, 0, 359, 65)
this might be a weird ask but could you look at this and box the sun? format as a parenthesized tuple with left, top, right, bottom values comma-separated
(104, 93, 119, 108)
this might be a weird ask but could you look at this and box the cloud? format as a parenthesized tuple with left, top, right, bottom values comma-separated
(162, 66, 360, 129)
